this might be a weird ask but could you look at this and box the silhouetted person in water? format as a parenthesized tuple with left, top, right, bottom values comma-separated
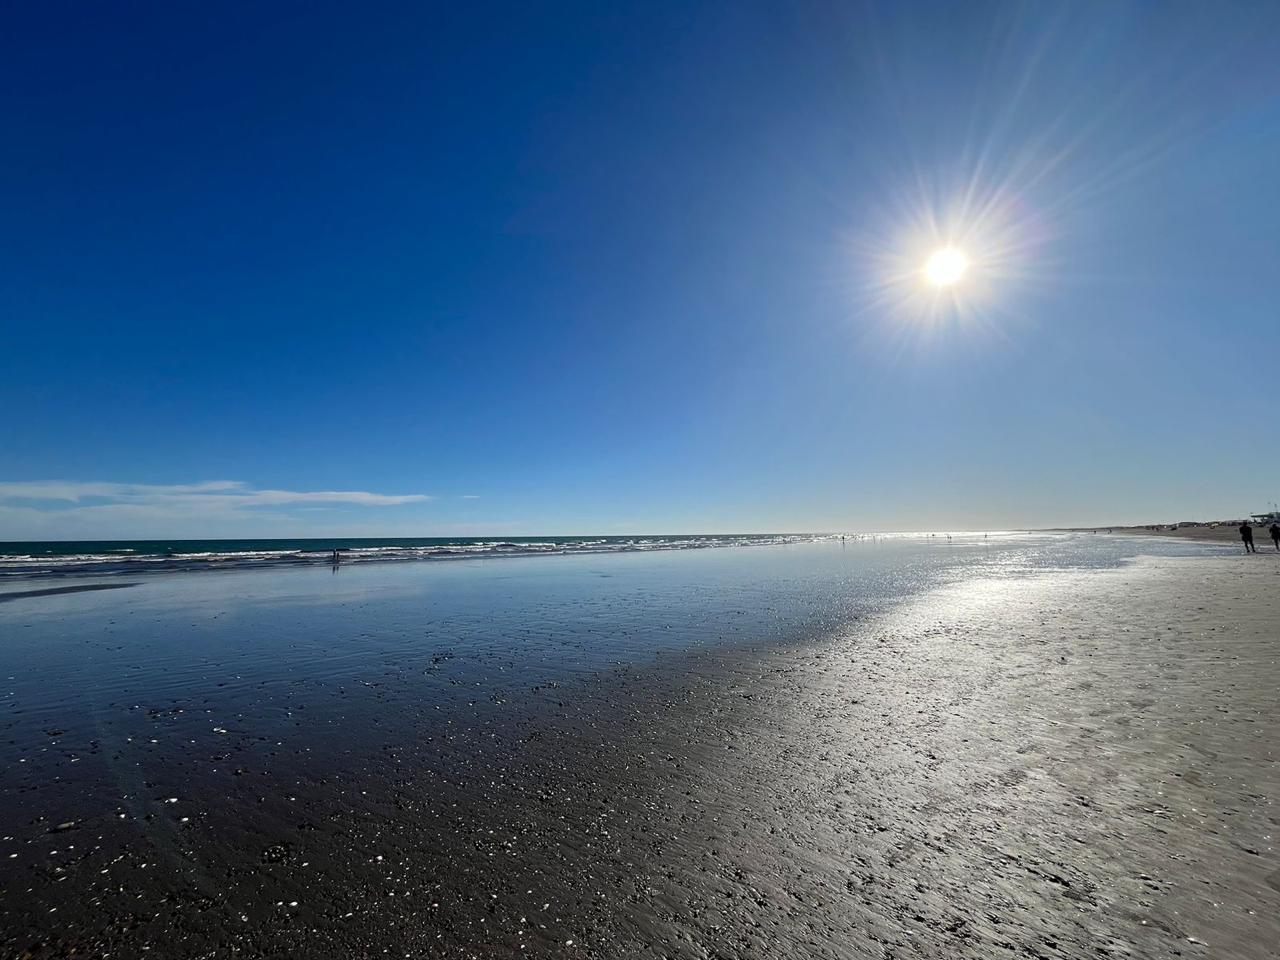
(1270, 523, 1280, 551)
(1239, 522, 1255, 553)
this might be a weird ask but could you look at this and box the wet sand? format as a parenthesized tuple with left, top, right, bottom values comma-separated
(0, 583, 139, 604)
(2, 551, 1276, 958)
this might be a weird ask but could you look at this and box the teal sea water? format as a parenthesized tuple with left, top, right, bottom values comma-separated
(0, 533, 825, 579)
(0, 531, 1236, 581)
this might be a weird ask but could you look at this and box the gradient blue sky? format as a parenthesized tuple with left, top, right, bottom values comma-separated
(3, 1, 1278, 539)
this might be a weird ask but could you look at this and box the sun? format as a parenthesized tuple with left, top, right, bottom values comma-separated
(923, 247, 969, 287)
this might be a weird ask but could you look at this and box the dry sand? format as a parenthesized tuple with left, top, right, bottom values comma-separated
(4, 552, 1278, 959)
(1090, 524, 1280, 548)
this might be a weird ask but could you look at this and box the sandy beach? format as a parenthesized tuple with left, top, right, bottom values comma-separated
(1, 542, 1276, 959)
(1081, 524, 1280, 548)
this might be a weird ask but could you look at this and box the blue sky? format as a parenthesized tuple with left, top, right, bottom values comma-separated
(3, 1, 1278, 538)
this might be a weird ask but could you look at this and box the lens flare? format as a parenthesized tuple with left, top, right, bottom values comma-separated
(924, 248, 969, 286)
(839, 171, 1046, 360)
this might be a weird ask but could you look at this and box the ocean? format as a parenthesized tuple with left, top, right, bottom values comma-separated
(0, 533, 832, 579)
(0, 529, 1230, 581)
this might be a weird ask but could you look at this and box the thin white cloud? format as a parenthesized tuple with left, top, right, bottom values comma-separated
(0, 480, 244, 501)
(0, 480, 430, 508)
(0, 481, 435, 539)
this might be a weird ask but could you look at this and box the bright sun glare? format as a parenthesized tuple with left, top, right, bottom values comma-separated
(924, 247, 969, 286)
(853, 180, 1032, 342)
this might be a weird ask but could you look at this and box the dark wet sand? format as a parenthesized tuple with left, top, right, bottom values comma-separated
(0, 583, 139, 604)
(2, 555, 1277, 959)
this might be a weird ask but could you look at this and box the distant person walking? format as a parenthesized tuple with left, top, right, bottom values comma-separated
(1239, 522, 1256, 553)
(1270, 522, 1280, 551)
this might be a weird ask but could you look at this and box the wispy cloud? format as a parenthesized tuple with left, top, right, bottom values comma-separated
(0, 480, 430, 508)
(0, 480, 433, 539)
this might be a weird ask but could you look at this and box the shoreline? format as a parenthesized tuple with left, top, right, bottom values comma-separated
(1, 549, 1275, 957)
(0, 531, 1149, 585)
(0, 533, 840, 583)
